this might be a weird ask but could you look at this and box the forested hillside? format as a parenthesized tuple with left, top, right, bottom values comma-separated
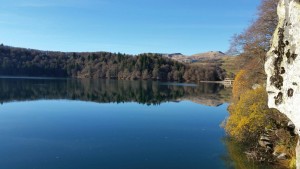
(0, 45, 225, 82)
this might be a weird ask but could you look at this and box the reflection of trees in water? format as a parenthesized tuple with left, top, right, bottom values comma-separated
(0, 78, 231, 105)
(222, 138, 275, 169)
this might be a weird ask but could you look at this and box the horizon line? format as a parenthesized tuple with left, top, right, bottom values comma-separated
(0, 43, 226, 56)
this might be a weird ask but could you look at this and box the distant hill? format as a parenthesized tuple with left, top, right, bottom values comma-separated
(163, 51, 239, 79)
(164, 51, 227, 63)
(163, 53, 184, 58)
(190, 51, 226, 61)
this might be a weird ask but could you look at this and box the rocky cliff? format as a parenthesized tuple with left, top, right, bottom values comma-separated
(265, 0, 300, 167)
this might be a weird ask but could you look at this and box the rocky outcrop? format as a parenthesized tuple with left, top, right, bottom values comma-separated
(265, 0, 300, 133)
(265, 0, 300, 167)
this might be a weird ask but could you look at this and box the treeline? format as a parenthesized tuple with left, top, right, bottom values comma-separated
(0, 45, 225, 81)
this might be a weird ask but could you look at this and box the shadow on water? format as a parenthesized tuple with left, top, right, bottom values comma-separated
(0, 78, 231, 106)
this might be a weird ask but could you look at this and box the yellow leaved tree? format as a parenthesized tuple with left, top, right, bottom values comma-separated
(226, 87, 272, 141)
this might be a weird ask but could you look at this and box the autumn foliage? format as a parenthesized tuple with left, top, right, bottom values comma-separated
(225, 0, 298, 167)
(226, 87, 271, 141)
(225, 0, 279, 141)
(232, 70, 251, 101)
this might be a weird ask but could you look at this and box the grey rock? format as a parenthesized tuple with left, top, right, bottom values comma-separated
(252, 84, 261, 90)
(288, 121, 295, 130)
(260, 135, 270, 141)
(259, 140, 272, 148)
(277, 153, 287, 160)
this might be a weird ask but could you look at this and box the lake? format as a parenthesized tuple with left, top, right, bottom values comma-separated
(0, 78, 242, 169)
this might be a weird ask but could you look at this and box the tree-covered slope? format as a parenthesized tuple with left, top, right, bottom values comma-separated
(0, 45, 225, 81)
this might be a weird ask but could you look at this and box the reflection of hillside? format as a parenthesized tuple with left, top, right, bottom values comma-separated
(181, 85, 231, 107)
(183, 96, 224, 107)
(0, 78, 231, 106)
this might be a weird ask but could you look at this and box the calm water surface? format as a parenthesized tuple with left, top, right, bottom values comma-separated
(0, 78, 238, 169)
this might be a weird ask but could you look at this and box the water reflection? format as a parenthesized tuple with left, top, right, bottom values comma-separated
(0, 77, 238, 169)
(222, 138, 276, 169)
(0, 78, 231, 106)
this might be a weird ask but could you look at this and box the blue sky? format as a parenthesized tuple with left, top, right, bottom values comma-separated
(0, 0, 261, 55)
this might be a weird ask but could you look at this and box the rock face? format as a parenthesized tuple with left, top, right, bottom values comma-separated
(265, 0, 300, 167)
(265, 0, 300, 132)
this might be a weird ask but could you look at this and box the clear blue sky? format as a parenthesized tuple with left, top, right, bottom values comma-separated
(0, 0, 261, 55)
